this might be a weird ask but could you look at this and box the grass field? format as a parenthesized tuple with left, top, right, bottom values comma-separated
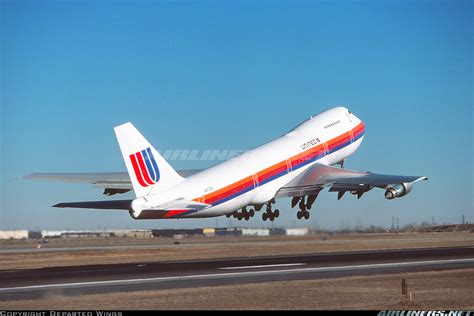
(1, 231, 472, 310)
(1, 232, 472, 270)
(1, 268, 473, 310)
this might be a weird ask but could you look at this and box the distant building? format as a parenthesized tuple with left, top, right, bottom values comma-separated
(203, 228, 216, 237)
(285, 228, 310, 236)
(0, 230, 29, 240)
(41, 230, 64, 238)
(152, 229, 203, 237)
(112, 230, 152, 238)
(28, 231, 42, 239)
(269, 228, 286, 236)
(215, 227, 242, 237)
(241, 228, 270, 237)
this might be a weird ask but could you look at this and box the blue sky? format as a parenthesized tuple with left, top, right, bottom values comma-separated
(1, 0, 472, 230)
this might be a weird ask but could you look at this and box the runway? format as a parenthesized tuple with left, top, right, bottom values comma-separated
(1, 246, 473, 301)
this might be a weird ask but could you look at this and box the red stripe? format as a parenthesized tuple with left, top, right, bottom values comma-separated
(206, 180, 254, 204)
(195, 121, 366, 204)
(353, 122, 365, 135)
(329, 134, 351, 150)
(164, 209, 189, 218)
(259, 165, 287, 182)
(136, 152, 155, 186)
(129, 154, 148, 187)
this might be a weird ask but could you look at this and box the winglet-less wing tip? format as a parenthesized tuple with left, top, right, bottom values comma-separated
(414, 176, 428, 183)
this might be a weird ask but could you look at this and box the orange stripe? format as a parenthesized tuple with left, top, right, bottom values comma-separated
(194, 122, 365, 204)
(203, 176, 254, 202)
(257, 160, 287, 180)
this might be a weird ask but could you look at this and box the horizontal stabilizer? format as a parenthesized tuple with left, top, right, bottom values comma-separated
(22, 169, 203, 195)
(53, 200, 132, 210)
(52, 198, 210, 219)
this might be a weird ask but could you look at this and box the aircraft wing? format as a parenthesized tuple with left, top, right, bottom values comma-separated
(22, 169, 203, 195)
(277, 163, 427, 198)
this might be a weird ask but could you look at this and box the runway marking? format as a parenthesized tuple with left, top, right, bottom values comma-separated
(219, 263, 306, 270)
(1, 258, 473, 293)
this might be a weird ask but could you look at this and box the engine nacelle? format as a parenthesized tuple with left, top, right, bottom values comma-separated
(384, 183, 413, 200)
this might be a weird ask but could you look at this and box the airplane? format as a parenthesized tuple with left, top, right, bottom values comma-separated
(24, 107, 427, 221)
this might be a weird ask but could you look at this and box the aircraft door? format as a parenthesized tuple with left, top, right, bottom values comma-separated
(252, 174, 259, 188)
(286, 159, 293, 173)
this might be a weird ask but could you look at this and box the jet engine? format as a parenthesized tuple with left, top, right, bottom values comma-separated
(384, 183, 413, 200)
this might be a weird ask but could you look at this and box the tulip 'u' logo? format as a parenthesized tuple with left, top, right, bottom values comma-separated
(129, 147, 160, 187)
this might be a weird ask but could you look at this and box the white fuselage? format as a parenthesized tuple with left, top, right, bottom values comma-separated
(135, 107, 365, 218)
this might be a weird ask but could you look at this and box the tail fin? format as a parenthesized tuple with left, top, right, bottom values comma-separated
(114, 122, 184, 197)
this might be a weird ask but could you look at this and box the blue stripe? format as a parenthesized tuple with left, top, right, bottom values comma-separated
(146, 147, 160, 182)
(141, 147, 160, 183)
(258, 170, 288, 186)
(353, 131, 364, 142)
(212, 185, 255, 206)
(141, 149, 157, 182)
(292, 152, 325, 171)
(211, 130, 364, 207)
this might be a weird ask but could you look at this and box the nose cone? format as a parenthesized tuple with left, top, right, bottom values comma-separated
(348, 109, 363, 126)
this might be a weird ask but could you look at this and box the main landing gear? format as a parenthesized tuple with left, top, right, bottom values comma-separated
(291, 193, 319, 220)
(262, 199, 279, 222)
(226, 206, 255, 221)
(296, 198, 310, 220)
(225, 200, 280, 222)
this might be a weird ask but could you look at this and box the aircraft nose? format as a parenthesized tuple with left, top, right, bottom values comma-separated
(347, 109, 361, 124)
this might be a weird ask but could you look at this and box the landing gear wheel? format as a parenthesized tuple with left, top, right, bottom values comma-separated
(269, 214, 275, 221)
(304, 211, 310, 220)
(297, 211, 302, 219)
(249, 209, 255, 217)
(262, 213, 268, 221)
(274, 209, 280, 218)
(244, 213, 250, 221)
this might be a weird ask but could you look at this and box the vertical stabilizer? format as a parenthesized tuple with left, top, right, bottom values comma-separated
(114, 122, 184, 197)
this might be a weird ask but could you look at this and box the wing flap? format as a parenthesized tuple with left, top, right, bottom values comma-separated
(278, 163, 427, 198)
